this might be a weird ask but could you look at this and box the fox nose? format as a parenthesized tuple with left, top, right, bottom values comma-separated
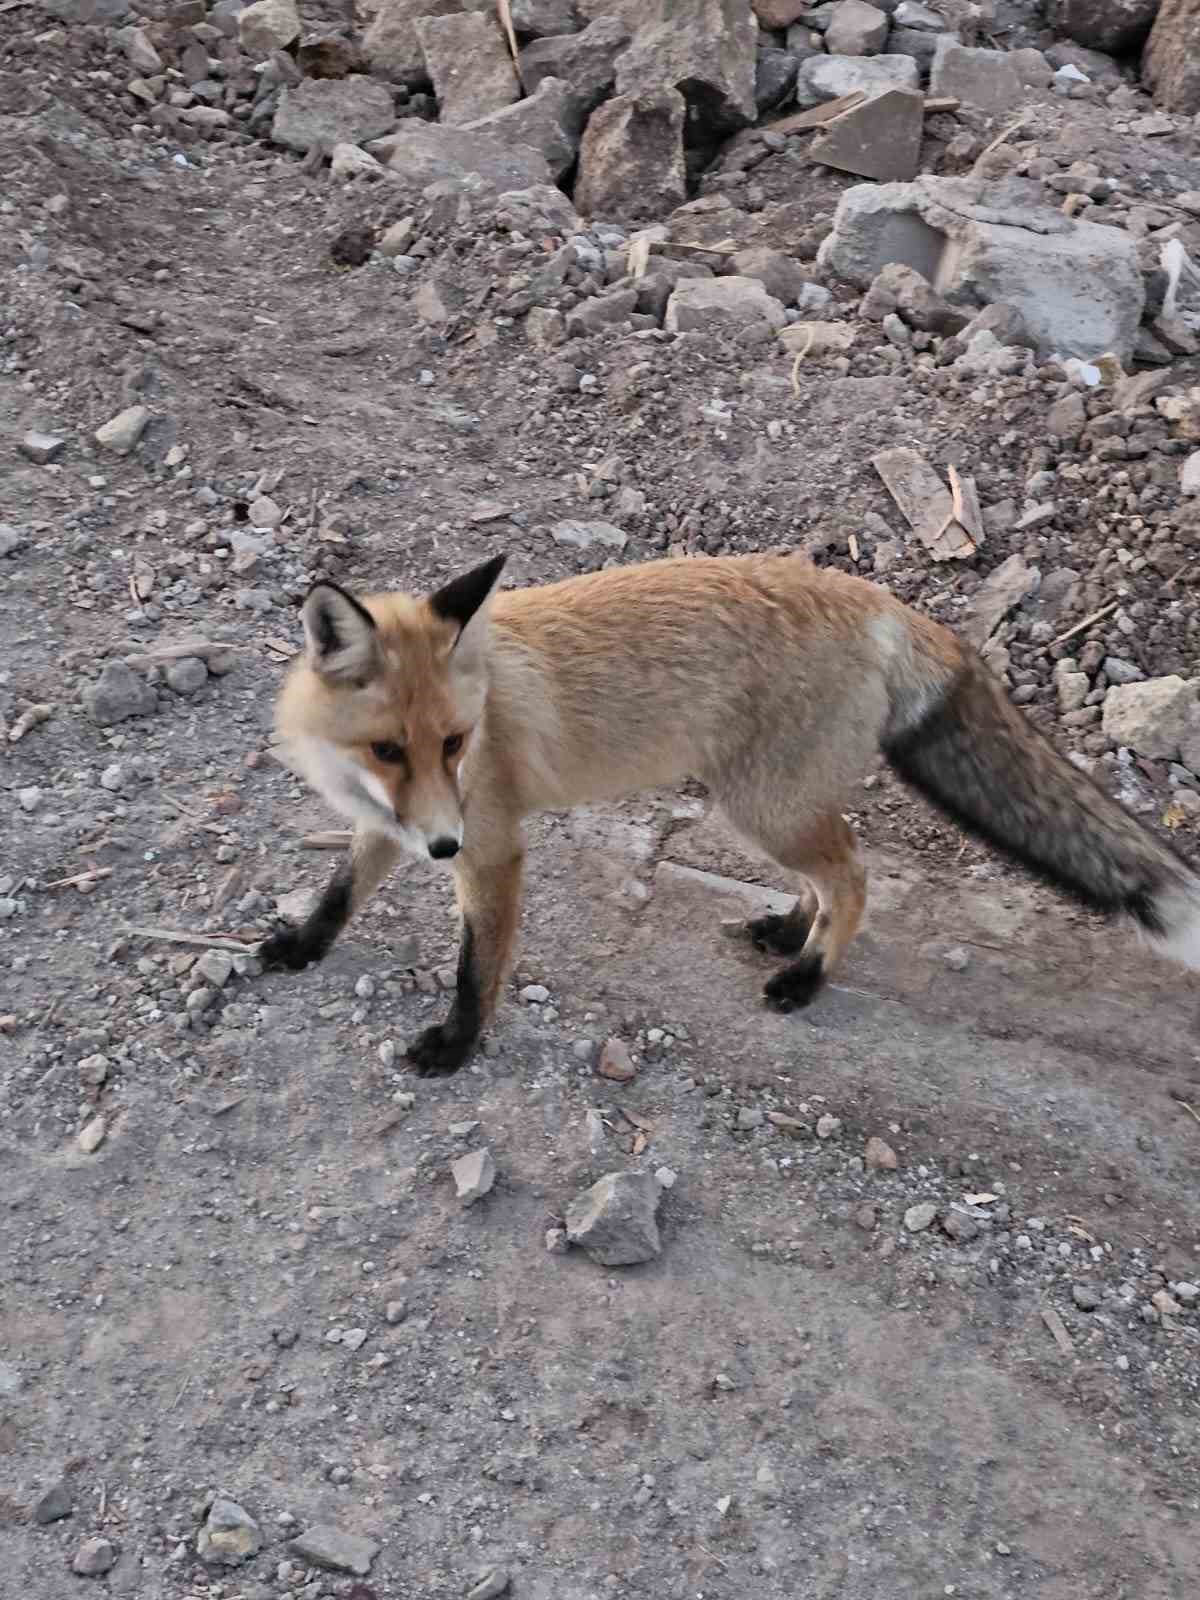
(428, 836, 460, 861)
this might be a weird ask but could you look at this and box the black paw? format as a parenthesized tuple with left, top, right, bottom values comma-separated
(259, 927, 321, 972)
(763, 954, 826, 1013)
(746, 911, 810, 957)
(407, 1021, 478, 1078)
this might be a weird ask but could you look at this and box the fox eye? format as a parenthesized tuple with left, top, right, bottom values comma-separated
(371, 741, 406, 764)
(443, 733, 464, 757)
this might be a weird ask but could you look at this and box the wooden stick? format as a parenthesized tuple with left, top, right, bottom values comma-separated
(300, 830, 353, 850)
(45, 867, 112, 890)
(1047, 599, 1119, 649)
(1040, 1305, 1074, 1356)
(125, 926, 259, 952)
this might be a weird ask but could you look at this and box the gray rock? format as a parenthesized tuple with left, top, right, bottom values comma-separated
(809, 86, 925, 184)
(1047, 0, 1158, 55)
(0, 1361, 20, 1395)
(288, 1524, 381, 1577)
(0, 523, 25, 558)
(464, 78, 579, 181)
(1046, 391, 1087, 438)
(238, 0, 300, 57)
(19, 431, 66, 464)
(467, 1568, 512, 1599)
(368, 123, 552, 191)
(417, 13, 520, 126)
(165, 656, 208, 695)
(795, 51, 920, 108)
(511, 0, 579, 34)
(565, 1170, 662, 1265)
(33, 1482, 73, 1524)
(1143, 0, 1200, 116)
(904, 1200, 938, 1232)
(613, 0, 756, 131)
(755, 48, 800, 113)
(94, 404, 149, 455)
(817, 174, 1144, 362)
(1054, 661, 1090, 714)
(575, 88, 686, 223)
(551, 519, 629, 550)
(121, 25, 164, 75)
(362, 0, 461, 84)
(272, 76, 397, 153)
(72, 1538, 117, 1577)
(929, 39, 1023, 116)
(197, 1499, 262, 1567)
(1071, 1282, 1101, 1310)
(893, 0, 944, 27)
(824, 0, 889, 55)
(196, 950, 234, 988)
(665, 276, 787, 335)
(861, 262, 967, 333)
(83, 661, 157, 726)
(451, 1147, 496, 1205)
(1104, 657, 1145, 687)
(963, 553, 1040, 648)
(1102, 676, 1198, 762)
(519, 16, 630, 125)
(731, 246, 814, 307)
(885, 25, 944, 69)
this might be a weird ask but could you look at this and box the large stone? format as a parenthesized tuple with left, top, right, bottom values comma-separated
(451, 1147, 496, 1205)
(861, 261, 968, 333)
(824, 0, 889, 55)
(755, 48, 801, 114)
(575, 89, 686, 223)
(94, 403, 148, 455)
(288, 1525, 380, 1578)
(238, 0, 300, 57)
(665, 276, 787, 334)
(464, 78, 578, 180)
(613, 0, 757, 132)
(511, 0, 581, 34)
(730, 246, 815, 306)
(518, 15, 629, 122)
(809, 87, 924, 183)
(817, 175, 1144, 362)
(1143, 0, 1200, 114)
(1049, 0, 1158, 54)
(271, 77, 397, 153)
(417, 13, 519, 125)
(566, 1171, 662, 1265)
(929, 39, 1023, 116)
(753, 0, 809, 23)
(197, 1499, 262, 1568)
(1102, 676, 1198, 761)
(72, 1539, 118, 1577)
(83, 661, 157, 726)
(362, 0, 461, 85)
(795, 51, 920, 108)
(367, 122, 552, 188)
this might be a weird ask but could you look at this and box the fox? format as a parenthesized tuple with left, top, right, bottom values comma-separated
(260, 550, 1200, 1077)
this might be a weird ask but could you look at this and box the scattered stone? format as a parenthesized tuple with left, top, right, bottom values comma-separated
(0, 523, 24, 558)
(518, 16, 630, 125)
(546, 1225, 569, 1252)
(196, 950, 234, 988)
(165, 656, 208, 695)
(272, 76, 397, 153)
(943, 946, 970, 971)
(963, 553, 1041, 648)
(665, 276, 786, 335)
(72, 1538, 117, 1577)
(904, 1201, 938, 1232)
(810, 87, 925, 184)
(288, 1525, 381, 1577)
(795, 52, 920, 110)
(94, 404, 149, 455)
(861, 262, 967, 335)
(929, 39, 1023, 116)
(864, 1135, 898, 1170)
(575, 89, 687, 224)
(854, 1202, 878, 1231)
(330, 142, 383, 179)
(1102, 676, 1198, 762)
(737, 1106, 764, 1130)
(1048, 0, 1159, 53)
(824, 0, 889, 55)
(417, 13, 520, 126)
(341, 1327, 368, 1351)
(1141, 0, 1200, 116)
(467, 1569, 511, 1600)
(362, 0, 460, 84)
(77, 1116, 108, 1154)
(368, 123, 553, 190)
(385, 1299, 408, 1324)
(1046, 391, 1087, 438)
(550, 519, 628, 551)
(238, 0, 300, 57)
(19, 431, 65, 464)
(197, 1499, 262, 1567)
(1071, 1282, 1101, 1311)
(33, 1482, 72, 1524)
(83, 660, 157, 726)
(815, 1113, 842, 1139)
(730, 247, 813, 306)
(597, 1036, 637, 1081)
(614, 0, 757, 132)
(566, 1170, 662, 1265)
(940, 1209, 981, 1243)
(452, 1148, 496, 1206)
(464, 78, 579, 182)
(1152, 1288, 1183, 1317)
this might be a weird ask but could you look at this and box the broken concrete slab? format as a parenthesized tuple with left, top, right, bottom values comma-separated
(817, 175, 1144, 362)
(271, 76, 397, 153)
(366, 123, 553, 191)
(872, 446, 981, 560)
(795, 52, 920, 110)
(613, 0, 757, 132)
(575, 89, 686, 224)
(929, 39, 1024, 117)
(664, 276, 787, 336)
(809, 87, 925, 183)
(962, 553, 1041, 648)
(416, 12, 520, 126)
(464, 78, 579, 181)
(565, 1170, 662, 1265)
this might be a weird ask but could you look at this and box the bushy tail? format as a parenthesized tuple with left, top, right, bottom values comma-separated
(880, 645, 1200, 970)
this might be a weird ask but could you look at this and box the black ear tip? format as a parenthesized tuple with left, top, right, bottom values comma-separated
(430, 552, 508, 629)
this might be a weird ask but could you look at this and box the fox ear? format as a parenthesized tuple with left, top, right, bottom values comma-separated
(301, 583, 377, 682)
(429, 553, 507, 638)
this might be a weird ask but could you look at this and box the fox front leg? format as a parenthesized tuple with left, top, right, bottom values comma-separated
(260, 830, 400, 972)
(407, 844, 523, 1077)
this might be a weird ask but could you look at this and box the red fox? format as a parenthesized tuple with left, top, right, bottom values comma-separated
(261, 552, 1200, 1076)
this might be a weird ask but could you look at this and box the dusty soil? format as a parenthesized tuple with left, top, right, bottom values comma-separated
(3, 12, 1200, 1600)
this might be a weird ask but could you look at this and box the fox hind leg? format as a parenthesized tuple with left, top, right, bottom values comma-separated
(745, 884, 819, 957)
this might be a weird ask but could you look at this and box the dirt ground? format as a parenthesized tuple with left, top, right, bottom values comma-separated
(3, 12, 1200, 1600)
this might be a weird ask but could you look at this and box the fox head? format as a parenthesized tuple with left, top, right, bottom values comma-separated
(275, 554, 506, 861)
